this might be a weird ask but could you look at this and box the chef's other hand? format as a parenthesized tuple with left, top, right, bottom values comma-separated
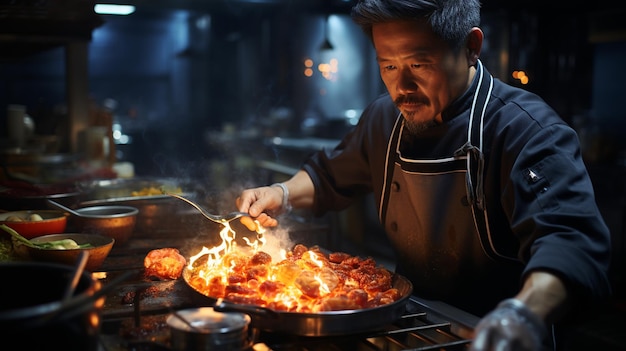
(470, 298, 547, 351)
(236, 186, 284, 227)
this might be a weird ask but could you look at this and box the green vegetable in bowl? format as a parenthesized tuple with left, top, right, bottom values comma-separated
(39, 238, 92, 250)
(0, 224, 93, 250)
(0, 236, 16, 261)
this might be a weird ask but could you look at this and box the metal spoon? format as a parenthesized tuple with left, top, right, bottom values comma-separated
(165, 193, 250, 224)
(46, 199, 85, 218)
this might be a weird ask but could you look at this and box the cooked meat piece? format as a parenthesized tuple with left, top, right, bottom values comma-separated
(144, 248, 186, 280)
(328, 251, 352, 263)
(249, 251, 272, 265)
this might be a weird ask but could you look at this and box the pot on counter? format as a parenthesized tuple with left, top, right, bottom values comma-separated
(0, 262, 105, 350)
(167, 307, 253, 351)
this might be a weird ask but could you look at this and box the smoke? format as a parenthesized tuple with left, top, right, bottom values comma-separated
(260, 225, 295, 262)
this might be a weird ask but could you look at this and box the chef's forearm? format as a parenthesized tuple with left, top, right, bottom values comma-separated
(514, 271, 569, 325)
(282, 170, 315, 209)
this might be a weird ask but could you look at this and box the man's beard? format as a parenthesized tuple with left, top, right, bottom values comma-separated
(403, 118, 438, 135)
(395, 95, 438, 135)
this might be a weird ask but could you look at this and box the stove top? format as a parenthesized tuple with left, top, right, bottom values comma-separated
(95, 234, 479, 351)
(99, 298, 477, 351)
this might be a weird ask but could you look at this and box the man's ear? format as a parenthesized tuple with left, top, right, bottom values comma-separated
(466, 27, 483, 65)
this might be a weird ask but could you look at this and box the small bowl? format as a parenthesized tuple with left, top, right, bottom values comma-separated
(70, 205, 138, 245)
(0, 210, 68, 239)
(17, 233, 114, 272)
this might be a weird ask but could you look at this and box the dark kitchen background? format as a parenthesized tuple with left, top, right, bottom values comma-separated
(1, 0, 625, 303)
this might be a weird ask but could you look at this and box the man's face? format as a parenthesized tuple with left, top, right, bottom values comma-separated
(372, 20, 471, 129)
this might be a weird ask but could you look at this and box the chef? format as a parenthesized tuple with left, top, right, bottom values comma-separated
(236, 1, 612, 350)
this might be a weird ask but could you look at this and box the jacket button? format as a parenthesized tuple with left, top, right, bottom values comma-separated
(391, 181, 400, 192)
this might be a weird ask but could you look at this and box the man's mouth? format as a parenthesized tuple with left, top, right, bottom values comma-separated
(395, 96, 427, 111)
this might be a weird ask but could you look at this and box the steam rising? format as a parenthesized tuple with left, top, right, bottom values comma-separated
(259, 226, 294, 261)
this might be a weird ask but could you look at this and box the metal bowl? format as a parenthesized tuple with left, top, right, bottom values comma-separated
(0, 210, 68, 239)
(70, 205, 138, 245)
(17, 233, 115, 272)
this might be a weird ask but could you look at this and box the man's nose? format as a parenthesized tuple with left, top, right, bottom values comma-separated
(396, 68, 418, 94)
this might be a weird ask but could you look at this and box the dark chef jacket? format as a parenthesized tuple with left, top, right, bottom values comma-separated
(302, 63, 612, 317)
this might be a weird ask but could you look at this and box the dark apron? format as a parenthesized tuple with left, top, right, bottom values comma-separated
(379, 61, 522, 316)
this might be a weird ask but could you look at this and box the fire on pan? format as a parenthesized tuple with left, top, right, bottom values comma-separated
(144, 219, 412, 336)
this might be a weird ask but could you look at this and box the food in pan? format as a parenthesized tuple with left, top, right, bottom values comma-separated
(144, 247, 187, 280)
(185, 243, 402, 312)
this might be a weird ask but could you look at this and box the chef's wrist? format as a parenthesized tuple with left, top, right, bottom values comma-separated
(497, 298, 547, 333)
(271, 182, 292, 215)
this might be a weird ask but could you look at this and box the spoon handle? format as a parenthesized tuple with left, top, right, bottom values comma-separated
(166, 193, 220, 222)
(46, 199, 81, 217)
(63, 250, 89, 301)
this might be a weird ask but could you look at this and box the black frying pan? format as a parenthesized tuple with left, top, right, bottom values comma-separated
(182, 267, 413, 336)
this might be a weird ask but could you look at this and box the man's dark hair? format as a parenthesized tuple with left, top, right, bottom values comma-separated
(351, 0, 481, 51)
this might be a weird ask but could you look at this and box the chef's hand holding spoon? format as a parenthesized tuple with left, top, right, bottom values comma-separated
(236, 185, 283, 228)
(237, 170, 316, 228)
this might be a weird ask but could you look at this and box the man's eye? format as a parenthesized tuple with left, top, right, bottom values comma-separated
(382, 65, 396, 71)
(411, 64, 422, 69)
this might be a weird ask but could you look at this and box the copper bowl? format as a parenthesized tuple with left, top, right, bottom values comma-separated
(0, 210, 68, 239)
(16, 233, 115, 272)
(70, 205, 138, 245)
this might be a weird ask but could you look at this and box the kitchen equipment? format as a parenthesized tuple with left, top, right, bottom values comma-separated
(64, 204, 138, 245)
(167, 307, 253, 351)
(48, 198, 101, 218)
(167, 193, 250, 224)
(0, 209, 68, 239)
(77, 177, 198, 233)
(77, 177, 193, 200)
(183, 267, 413, 336)
(18, 233, 115, 272)
(0, 261, 105, 351)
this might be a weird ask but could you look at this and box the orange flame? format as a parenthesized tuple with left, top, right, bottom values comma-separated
(185, 220, 399, 312)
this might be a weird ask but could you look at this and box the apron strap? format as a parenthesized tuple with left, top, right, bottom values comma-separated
(459, 60, 519, 262)
(379, 113, 403, 223)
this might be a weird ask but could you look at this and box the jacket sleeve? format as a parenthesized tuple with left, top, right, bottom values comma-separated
(501, 123, 612, 304)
